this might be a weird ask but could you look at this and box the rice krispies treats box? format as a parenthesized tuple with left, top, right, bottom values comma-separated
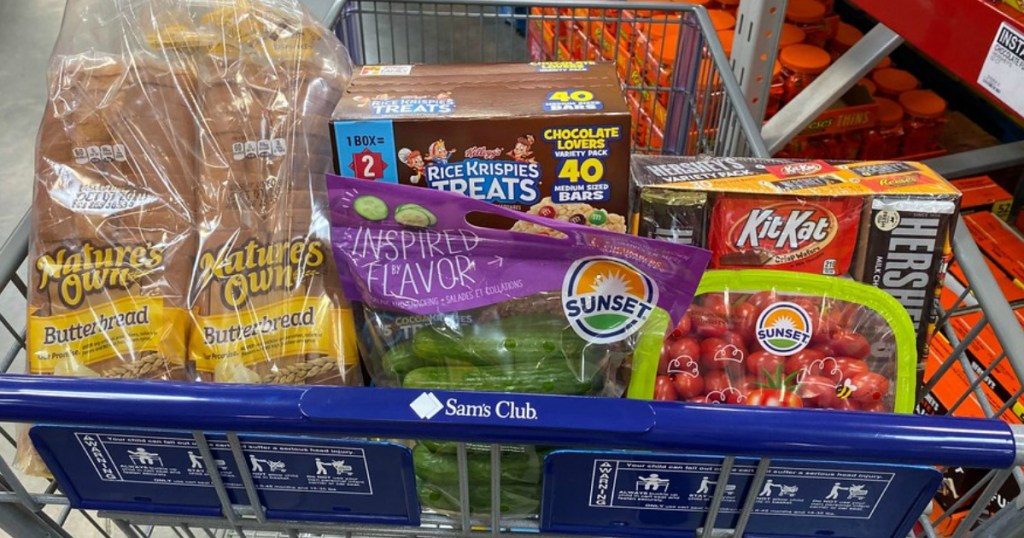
(331, 62, 631, 234)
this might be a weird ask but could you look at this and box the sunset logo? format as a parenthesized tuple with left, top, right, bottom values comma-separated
(562, 256, 658, 344)
(755, 302, 812, 356)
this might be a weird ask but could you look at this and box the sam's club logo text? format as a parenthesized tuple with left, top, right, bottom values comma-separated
(562, 256, 658, 344)
(426, 159, 541, 204)
(410, 392, 538, 420)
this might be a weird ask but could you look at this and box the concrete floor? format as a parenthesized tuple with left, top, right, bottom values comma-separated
(0, 0, 63, 241)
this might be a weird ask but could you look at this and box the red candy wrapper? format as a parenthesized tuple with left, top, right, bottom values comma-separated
(709, 195, 862, 276)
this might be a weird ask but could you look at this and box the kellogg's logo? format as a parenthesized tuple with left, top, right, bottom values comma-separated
(731, 202, 838, 254)
(463, 146, 504, 159)
(755, 302, 812, 355)
(562, 257, 658, 344)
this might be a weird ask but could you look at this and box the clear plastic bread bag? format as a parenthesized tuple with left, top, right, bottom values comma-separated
(20, 0, 357, 475)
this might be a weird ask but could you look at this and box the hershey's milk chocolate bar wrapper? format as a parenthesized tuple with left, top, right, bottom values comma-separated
(637, 188, 708, 247)
(858, 197, 957, 354)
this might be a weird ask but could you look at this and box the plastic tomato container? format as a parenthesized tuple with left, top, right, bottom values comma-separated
(899, 89, 948, 156)
(644, 270, 916, 412)
(859, 97, 905, 160)
(872, 68, 920, 100)
(829, 22, 862, 59)
(785, 0, 830, 48)
(778, 44, 831, 103)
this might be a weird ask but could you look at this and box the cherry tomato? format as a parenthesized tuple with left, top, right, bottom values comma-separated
(731, 302, 759, 344)
(699, 337, 728, 370)
(784, 348, 825, 375)
(687, 396, 717, 404)
(745, 388, 803, 408)
(831, 329, 871, 359)
(671, 373, 705, 399)
(791, 298, 820, 327)
(747, 350, 785, 378)
(703, 370, 746, 404)
(803, 356, 843, 383)
(670, 313, 692, 339)
(860, 400, 889, 413)
(795, 375, 837, 408)
(702, 293, 729, 315)
(661, 338, 700, 375)
(850, 372, 889, 403)
(822, 396, 860, 411)
(747, 290, 777, 312)
(720, 331, 748, 359)
(811, 312, 841, 344)
(812, 342, 838, 358)
(654, 375, 677, 401)
(704, 387, 746, 404)
(691, 308, 728, 338)
(835, 357, 870, 379)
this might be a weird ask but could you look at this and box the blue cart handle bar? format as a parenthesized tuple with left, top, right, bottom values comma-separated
(0, 375, 1021, 469)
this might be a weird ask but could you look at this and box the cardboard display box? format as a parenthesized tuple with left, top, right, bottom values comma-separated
(631, 156, 962, 358)
(333, 62, 632, 233)
(952, 176, 1013, 222)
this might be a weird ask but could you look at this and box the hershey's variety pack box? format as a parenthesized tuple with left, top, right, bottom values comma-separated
(630, 156, 963, 361)
(331, 61, 632, 234)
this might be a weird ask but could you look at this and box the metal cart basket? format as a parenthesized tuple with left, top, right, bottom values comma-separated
(1, 1, 1023, 537)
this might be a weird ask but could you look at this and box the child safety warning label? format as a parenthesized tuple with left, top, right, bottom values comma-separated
(75, 432, 372, 495)
(588, 459, 894, 519)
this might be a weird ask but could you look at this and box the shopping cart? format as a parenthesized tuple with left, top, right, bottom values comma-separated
(1, 1, 1023, 537)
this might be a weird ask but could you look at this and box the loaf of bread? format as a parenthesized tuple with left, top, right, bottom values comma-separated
(21, 0, 357, 475)
(189, 4, 358, 385)
(30, 54, 196, 381)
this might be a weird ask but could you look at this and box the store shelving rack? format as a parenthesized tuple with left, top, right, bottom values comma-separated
(728, 0, 1024, 168)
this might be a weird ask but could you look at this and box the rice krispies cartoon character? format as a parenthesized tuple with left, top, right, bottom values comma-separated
(508, 134, 536, 163)
(426, 139, 456, 165)
(398, 148, 426, 183)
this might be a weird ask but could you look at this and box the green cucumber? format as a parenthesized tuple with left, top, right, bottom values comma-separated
(417, 480, 540, 516)
(402, 363, 592, 395)
(380, 342, 419, 379)
(353, 195, 388, 221)
(413, 443, 542, 485)
(381, 342, 473, 381)
(411, 315, 588, 367)
(419, 440, 549, 458)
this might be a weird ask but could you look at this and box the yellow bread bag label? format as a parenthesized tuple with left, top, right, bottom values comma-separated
(29, 296, 188, 374)
(190, 295, 358, 375)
